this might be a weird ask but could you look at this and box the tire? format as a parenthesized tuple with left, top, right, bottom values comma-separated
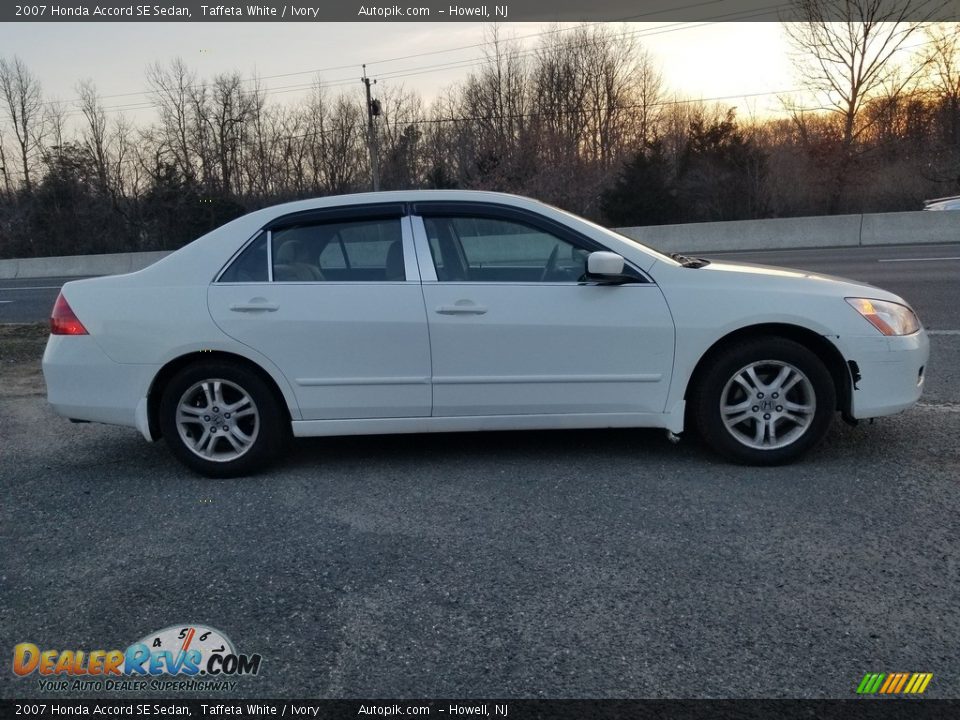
(159, 362, 286, 478)
(690, 337, 836, 465)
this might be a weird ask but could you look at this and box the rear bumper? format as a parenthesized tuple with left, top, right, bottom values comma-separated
(42, 335, 158, 435)
(838, 331, 929, 419)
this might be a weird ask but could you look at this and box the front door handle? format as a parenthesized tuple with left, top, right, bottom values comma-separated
(230, 299, 279, 312)
(436, 304, 488, 316)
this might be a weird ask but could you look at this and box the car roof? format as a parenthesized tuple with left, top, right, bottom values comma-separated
(257, 190, 550, 216)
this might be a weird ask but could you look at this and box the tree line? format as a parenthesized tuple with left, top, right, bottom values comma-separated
(1, 12, 958, 258)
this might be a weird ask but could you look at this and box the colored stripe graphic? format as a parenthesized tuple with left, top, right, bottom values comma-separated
(892, 673, 909, 693)
(879, 674, 897, 694)
(856, 672, 932, 694)
(904, 674, 920, 693)
(856, 673, 885, 694)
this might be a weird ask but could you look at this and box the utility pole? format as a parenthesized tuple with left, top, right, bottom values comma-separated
(362, 65, 381, 192)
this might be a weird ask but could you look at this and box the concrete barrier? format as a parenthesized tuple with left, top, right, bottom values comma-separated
(0, 250, 170, 279)
(860, 210, 959, 246)
(620, 210, 957, 254)
(0, 211, 955, 279)
(618, 214, 864, 254)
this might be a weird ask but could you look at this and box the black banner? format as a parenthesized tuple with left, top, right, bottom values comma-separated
(2, 699, 960, 720)
(3, 0, 959, 23)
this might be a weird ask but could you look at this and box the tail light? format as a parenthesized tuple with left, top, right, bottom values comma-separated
(50, 293, 88, 335)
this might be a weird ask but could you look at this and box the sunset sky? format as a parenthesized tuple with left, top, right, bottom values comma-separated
(0, 19, 937, 128)
(0, 22, 800, 122)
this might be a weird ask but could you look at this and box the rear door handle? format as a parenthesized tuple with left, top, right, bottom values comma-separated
(436, 304, 487, 315)
(229, 300, 279, 313)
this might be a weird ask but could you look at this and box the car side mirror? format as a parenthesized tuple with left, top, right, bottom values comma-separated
(587, 251, 625, 276)
(584, 251, 637, 284)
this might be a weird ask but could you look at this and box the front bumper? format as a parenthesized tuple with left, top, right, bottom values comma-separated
(42, 335, 158, 434)
(837, 330, 929, 419)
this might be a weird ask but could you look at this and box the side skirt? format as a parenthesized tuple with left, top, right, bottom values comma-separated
(292, 406, 685, 438)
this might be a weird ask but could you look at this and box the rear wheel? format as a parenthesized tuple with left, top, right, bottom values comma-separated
(690, 337, 836, 465)
(159, 362, 285, 477)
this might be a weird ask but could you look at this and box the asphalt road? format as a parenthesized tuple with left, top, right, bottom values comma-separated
(0, 275, 94, 324)
(1, 243, 959, 701)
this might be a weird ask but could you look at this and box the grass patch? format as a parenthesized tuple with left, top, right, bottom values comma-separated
(0, 322, 49, 363)
(0, 323, 48, 396)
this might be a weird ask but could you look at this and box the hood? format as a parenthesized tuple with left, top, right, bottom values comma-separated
(691, 259, 908, 304)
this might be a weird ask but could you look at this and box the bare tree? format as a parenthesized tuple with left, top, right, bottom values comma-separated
(112, 113, 138, 199)
(77, 79, 110, 190)
(376, 84, 426, 190)
(277, 103, 310, 196)
(0, 56, 45, 190)
(304, 82, 366, 195)
(202, 72, 257, 195)
(579, 25, 644, 167)
(147, 58, 197, 182)
(784, 0, 941, 211)
(0, 129, 12, 194)
(44, 99, 67, 162)
(245, 76, 282, 199)
(633, 47, 666, 149)
(924, 23, 960, 146)
(449, 25, 532, 192)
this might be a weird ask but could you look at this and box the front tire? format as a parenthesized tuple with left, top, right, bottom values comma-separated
(690, 337, 836, 465)
(159, 362, 285, 478)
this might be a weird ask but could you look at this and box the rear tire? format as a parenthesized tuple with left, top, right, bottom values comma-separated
(159, 362, 285, 478)
(690, 337, 836, 465)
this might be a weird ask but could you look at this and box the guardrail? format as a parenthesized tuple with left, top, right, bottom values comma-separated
(0, 210, 956, 279)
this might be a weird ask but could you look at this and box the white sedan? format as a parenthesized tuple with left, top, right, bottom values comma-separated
(43, 191, 928, 477)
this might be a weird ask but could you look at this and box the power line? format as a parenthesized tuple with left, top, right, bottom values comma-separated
(371, 8, 791, 84)
(41, 0, 737, 108)
(54, 9, 791, 121)
(373, 88, 803, 131)
(45, 7, 941, 127)
(45, 2, 789, 115)
(361, 0, 736, 68)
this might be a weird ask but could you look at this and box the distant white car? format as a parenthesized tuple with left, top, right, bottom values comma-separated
(923, 195, 960, 211)
(43, 191, 928, 477)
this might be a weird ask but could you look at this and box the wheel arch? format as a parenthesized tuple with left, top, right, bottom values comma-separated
(684, 323, 852, 416)
(146, 351, 293, 441)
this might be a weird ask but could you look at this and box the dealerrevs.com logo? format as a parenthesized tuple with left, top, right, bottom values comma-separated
(12, 624, 262, 692)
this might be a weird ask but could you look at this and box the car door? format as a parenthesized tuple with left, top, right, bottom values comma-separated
(411, 202, 676, 417)
(208, 204, 431, 421)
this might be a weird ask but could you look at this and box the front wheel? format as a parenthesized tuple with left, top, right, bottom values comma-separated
(690, 338, 836, 465)
(159, 362, 285, 478)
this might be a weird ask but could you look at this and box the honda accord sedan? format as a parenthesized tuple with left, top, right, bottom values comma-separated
(43, 191, 928, 477)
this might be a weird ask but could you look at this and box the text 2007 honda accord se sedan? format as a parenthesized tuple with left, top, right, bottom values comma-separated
(43, 191, 928, 477)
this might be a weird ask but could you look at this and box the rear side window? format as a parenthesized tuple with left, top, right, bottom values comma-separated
(271, 217, 404, 282)
(218, 232, 268, 283)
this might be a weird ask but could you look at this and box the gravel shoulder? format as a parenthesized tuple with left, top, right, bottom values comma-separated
(2, 327, 958, 699)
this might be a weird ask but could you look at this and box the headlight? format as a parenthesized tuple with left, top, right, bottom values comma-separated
(845, 297, 920, 336)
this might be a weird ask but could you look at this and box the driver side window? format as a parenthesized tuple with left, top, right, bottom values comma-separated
(423, 215, 588, 283)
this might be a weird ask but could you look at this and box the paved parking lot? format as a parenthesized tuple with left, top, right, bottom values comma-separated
(1, 323, 958, 699)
